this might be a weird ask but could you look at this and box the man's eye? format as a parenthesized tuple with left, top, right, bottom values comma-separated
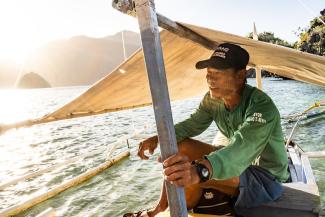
(207, 74, 217, 79)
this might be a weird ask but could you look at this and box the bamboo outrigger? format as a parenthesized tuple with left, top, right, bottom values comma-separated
(0, 0, 324, 216)
(0, 151, 130, 217)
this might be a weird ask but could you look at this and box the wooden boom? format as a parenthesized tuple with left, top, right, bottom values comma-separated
(112, 0, 216, 50)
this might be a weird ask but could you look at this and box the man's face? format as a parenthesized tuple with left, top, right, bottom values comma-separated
(206, 67, 245, 99)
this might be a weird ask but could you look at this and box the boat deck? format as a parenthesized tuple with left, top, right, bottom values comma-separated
(156, 213, 229, 217)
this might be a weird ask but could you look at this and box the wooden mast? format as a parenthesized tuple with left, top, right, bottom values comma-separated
(253, 22, 262, 90)
(112, 0, 188, 216)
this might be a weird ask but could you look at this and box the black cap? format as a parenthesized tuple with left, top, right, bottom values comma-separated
(195, 43, 249, 70)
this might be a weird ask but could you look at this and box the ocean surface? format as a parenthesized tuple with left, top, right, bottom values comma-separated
(0, 78, 324, 217)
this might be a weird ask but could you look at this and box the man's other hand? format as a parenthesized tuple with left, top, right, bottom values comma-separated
(162, 154, 200, 187)
(137, 136, 159, 160)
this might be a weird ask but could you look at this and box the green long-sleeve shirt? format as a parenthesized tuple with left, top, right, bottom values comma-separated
(174, 84, 289, 182)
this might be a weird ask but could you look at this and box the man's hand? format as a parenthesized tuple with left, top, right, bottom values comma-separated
(137, 136, 159, 160)
(162, 154, 200, 187)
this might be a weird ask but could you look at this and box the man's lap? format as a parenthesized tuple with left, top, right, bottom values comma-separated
(234, 165, 283, 215)
(194, 165, 283, 216)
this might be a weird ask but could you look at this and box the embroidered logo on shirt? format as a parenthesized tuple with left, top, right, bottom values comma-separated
(248, 112, 266, 123)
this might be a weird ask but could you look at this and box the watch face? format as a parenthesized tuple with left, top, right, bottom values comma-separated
(196, 162, 210, 183)
(202, 167, 209, 178)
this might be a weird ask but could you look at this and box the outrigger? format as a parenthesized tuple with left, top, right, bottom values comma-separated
(0, 0, 324, 217)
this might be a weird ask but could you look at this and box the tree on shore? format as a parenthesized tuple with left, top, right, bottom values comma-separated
(295, 8, 325, 56)
(246, 9, 325, 79)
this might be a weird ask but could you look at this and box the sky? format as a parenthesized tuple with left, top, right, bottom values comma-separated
(0, 0, 324, 65)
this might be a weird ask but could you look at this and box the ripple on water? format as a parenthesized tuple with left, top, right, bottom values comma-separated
(0, 79, 324, 216)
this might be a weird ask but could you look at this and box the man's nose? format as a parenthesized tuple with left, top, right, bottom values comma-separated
(206, 74, 217, 82)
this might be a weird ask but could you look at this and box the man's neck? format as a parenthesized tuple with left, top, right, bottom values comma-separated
(222, 85, 245, 111)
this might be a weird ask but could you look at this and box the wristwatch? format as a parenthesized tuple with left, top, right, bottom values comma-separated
(193, 161, 210, 183)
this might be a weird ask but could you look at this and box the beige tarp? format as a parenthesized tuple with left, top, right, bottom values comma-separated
(1, 23, 325, 130)
(184, 24, 325, 86)
(41, 30, 210, 122)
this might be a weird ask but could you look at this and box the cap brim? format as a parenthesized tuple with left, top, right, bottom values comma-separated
(195, 59, 210, 69)
(196, 58, 233, 70)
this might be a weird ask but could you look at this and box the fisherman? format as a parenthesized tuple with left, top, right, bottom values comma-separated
(124, 43, 290, 217)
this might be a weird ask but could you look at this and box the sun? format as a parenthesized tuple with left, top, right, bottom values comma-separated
(0, 1, 42, 65)
(0, 34, 37, 65)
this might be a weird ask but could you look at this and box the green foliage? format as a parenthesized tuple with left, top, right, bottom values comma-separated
(247, 31, 293, 48)
(295, 8, 325, 56)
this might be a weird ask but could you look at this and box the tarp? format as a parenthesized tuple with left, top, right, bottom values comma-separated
(1, 22, 325, 130)
(39, 30, 211, 123)
(184, 23, 325, 86)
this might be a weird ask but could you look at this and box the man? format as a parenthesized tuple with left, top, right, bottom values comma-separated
(124, 43, 289, 217)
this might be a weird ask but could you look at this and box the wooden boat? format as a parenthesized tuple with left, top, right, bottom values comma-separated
(0, 0, 324, 216)
(155, 143, 322, 217)
(156, 213, 229, 217)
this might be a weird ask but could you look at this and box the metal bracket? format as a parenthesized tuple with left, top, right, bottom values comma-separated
(112, 0, 136, 16)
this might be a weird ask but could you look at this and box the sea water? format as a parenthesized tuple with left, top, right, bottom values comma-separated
(0, 78, 324, 216)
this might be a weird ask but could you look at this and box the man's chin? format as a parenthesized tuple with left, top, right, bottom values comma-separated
(209, 89, 233, 100)
(209, 91, 222, 100)
(210, 95, 221, 100)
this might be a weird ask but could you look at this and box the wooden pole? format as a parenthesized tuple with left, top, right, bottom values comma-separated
(253, 22, 258, 40)
(252, 23, 262, 90)
(118, 0, 188, 216)
(304, 151, 325, 158)
(0, 151, 129, 217)
(255, 66, 263, 90)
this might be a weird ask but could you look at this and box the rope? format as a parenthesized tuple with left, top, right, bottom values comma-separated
(282, 101, 325, 121)
(285, 101, 324, 149)
(285, 114, 304, 149)
(303, 101, 325, 113)
(296, 0, 325, 26)
(119, 30, 137, 133)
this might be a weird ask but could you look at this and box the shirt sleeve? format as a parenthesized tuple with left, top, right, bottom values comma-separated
(206, 92, 279, 180)
(174, 93, 213, 142)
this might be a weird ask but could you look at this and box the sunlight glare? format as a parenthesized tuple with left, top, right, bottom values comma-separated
(0, 90, 30, 124)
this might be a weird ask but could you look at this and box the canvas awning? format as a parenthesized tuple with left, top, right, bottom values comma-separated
(1, 21, 325, 131)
